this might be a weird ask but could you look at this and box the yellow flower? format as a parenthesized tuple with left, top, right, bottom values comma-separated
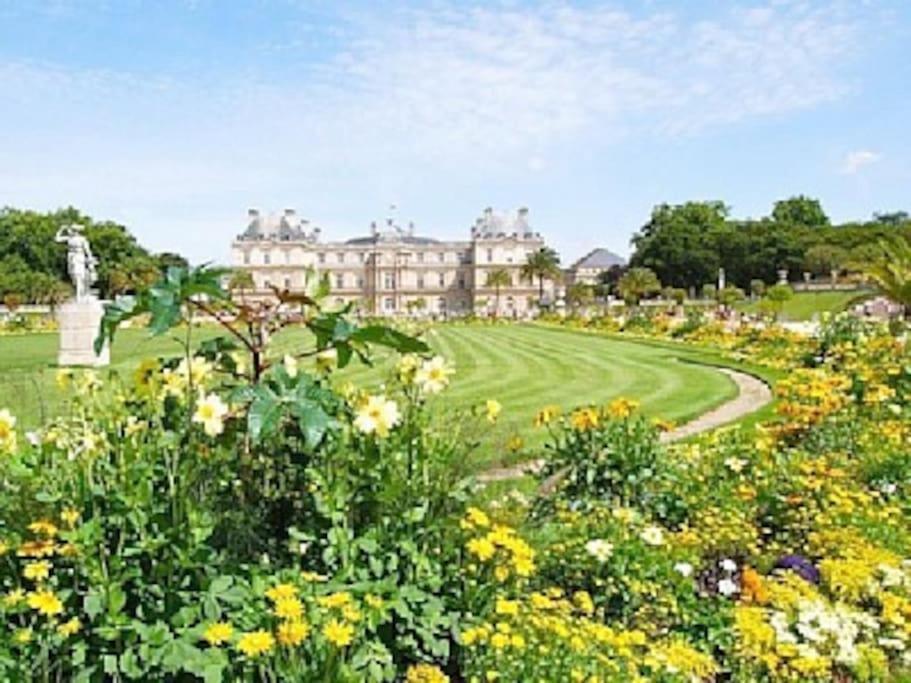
(353, 394, 400, 438)
(13, 628, 32, 645)
(203, 622, 234, 646)
(406, 663, 450, 683)
(322, 619, 354, 647)
(484, 400, 502, 424)
(265, 583, 299, 602)
(605, 397, 639, 419)
(0, 540, 7, 556)
(495, 598, 520, 616)
(4, 589, 25, 607)
(23, 560, 52, 582)
(57, 617, 81, 637)
(533, 405, 561, 428)
(466, 537, 496, 561)
(300, 571, 328, 583)
(462, 507, 491, 530)
(570, 407, 599, 431)
(28, 520, 59, 537)
(415, 356, 454, 395)
(342, 606, 362, 623)
(273, 596, 304, 621)
(55, 369, 74, 390)
(236, 630, 275, 657)
(365, 594, 384, 609)
(277, 620, 310, 647)
(60, 508, 80, 528)
(193, 393, 229, 437)
(316, 591, 352, 609)
(0, 408, 17, 447)
(507, 435, 524, 452)
(27, 589, 63, 616)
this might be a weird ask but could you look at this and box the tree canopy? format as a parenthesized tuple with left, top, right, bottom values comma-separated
(0, 207, 186, 302)
(629, 197, 911, 291)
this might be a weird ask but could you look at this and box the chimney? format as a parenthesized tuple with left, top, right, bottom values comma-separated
(407, 221, 415, 236)
(370, 221, 378, 237)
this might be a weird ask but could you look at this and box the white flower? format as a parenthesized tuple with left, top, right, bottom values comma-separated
(585, 539, 614, 563)
(283, 355, 299, 378)
(26, 431, 40, 447)
(724, 457, 747, 473)
(193, 393, 229, 437)
(720, 558, 738, 573)
(414, 356, 454, 395)
(717, 578, 739, 597)
(640, 525, 665, 546)
(353, 394, 400, 438)
(674, 562, 694, 578)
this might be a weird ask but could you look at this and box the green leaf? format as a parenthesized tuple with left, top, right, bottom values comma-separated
(350, 325, 429, 354)
(248, 392, 282, 441)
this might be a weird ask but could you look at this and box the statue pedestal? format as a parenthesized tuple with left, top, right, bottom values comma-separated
(57, 299, 110, 367)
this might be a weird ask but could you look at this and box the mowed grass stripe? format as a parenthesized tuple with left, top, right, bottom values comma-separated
(0, 324, 740, 469)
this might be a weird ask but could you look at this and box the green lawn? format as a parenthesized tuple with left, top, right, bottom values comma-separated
(0, 324, 741, 468)
(737, 290, 869, 321)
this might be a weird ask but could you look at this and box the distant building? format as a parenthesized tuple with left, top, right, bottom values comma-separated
(230, 207, 558, 316)
(565, 248, 626, 286)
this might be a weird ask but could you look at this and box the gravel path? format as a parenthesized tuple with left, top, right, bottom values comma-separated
(478, 367, 772, 483)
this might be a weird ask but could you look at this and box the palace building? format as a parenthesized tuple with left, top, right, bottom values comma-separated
(230, 207, 557, 316)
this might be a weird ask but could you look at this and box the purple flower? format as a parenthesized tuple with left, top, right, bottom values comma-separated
(775, 555, 820, 584)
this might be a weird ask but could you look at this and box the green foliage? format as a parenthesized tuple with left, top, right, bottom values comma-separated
(629, 197, 911, 291)
(521, 247, 561, 303)
(0, 207, 186, 302)
(771, 195, 829, 227)
(617, 267, 661, 305)
(864, 237, 911, 313)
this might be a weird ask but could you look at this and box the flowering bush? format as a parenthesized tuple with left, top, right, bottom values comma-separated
(0, 267, 909, 681)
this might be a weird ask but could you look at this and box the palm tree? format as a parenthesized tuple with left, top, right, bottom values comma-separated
(521, 247, 561, 308)
(617, 267, 661, 306)
(565, 282, 594, 311)
(485, 269, 512, 317)
(865, 237, 911, 317)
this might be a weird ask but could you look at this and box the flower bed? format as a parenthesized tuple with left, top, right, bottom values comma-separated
(0, 268, 908, 681)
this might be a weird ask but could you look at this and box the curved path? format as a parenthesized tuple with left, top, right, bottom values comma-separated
(478, 366, 772, 483)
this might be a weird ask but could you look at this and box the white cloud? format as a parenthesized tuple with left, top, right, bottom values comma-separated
(0, 1, 882, 262)
(839, 149, 881, 174)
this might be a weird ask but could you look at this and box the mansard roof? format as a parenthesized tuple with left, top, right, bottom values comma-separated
(571, 248, 626, 270)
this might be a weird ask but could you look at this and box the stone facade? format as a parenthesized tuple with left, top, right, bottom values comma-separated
(231, 208, 556, 316)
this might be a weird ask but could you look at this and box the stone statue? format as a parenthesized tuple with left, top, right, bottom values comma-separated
(55, 224, 98, 301)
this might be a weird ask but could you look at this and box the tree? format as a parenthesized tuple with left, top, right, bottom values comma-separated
(485, 269, 512, 317)
(771, 196, 829, 227)
(865, 237, 911, 316)
(803, 244, 848, 276)
(629, 201, 728, 289)
(0, 207, 185, 302)
(663, 287, 687, 306)
(750, 279, 766, 299)
(566, 282, 594, 310)
(521, 247, 561, 306)
(596, 265, 627, 298)
(617, 267, 661, 305)
(762, 283, 794, 319)
(228, 269, 255, 292)
(873, 211, 909, 226)
(717, 286, 746, 307)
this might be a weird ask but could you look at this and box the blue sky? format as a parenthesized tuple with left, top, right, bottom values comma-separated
(1, 1, 909, 265)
